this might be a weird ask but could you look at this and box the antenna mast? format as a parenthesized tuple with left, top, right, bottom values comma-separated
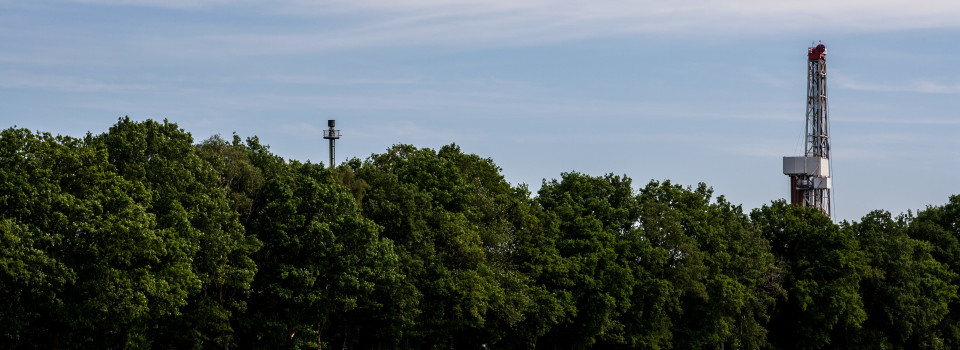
(323, 119, 341, 169)
(783, 42, 832, 218)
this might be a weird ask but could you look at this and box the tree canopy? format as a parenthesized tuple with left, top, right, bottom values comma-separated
(2, 118, 959, 349)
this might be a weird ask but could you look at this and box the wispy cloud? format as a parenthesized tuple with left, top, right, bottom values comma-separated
(124, 0, 960, 55)
(258, 74, 417, 86)
(276, 0, 960, 32)
(833, 147, 914, 161)
(0, 53, 68, 65)
(844, 132, 926, 144)
(194, 84, 801, 126)
(835, 116, 960, 125)
(60, 0, 244, 9)
(512, 131, 710, 145)
(0, 71, 156, 92)
(837, 76, 960, 94)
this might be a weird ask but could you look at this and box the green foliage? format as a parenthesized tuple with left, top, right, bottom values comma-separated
(354, 144, 534, 348)
(907, 196, 960, 348)
(0, 126, 200, 348)
(848, 210, 956, 349)
(4, 119, 960, 349)
(91, 118, 260, 349)
(234, 140, 403, 349)
(534, 172, 641, 348)
(640, 181, 778, 350)
(752, 200, 868, 349)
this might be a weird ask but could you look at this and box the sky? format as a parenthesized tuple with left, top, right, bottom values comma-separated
(2, 0, 959, 222)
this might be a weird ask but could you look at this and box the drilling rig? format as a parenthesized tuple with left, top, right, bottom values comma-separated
(783, 42, 832, 218)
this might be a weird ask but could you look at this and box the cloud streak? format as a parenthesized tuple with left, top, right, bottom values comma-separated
(0, 71, 156, 93)
(121, 0, 960, 55)
(61, 0, 244, 9)
(837, 77, 960, 95)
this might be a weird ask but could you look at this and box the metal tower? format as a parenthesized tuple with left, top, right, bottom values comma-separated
(323, 119, 341, 169)
(783, 42, 832, 217)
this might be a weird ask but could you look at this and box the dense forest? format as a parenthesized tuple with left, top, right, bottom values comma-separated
(2, 118, 959, 349)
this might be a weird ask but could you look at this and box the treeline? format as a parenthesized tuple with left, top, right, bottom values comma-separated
(2, 118, 959, 349)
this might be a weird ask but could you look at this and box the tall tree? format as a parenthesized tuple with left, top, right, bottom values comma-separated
(355, 144, 534, 348)
(534, 172, 648, 348)
(0, 127, 198, 348)
(752, 200, 868, 349)
(233, 137, 404, 349)
(906, 195, 960, 347)
(848, 210, 956, 349)
(91, 118, 260, 348)
(640, 181, 778, 350)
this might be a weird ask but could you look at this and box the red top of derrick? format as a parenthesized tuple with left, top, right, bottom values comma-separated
(808, 43, 826, 60)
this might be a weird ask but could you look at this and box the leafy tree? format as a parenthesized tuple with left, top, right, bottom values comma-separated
(907, 196, 960, 347)
(7, 118, 960, 350)
(848, 210, 956, 349)
(640, 181, 778, 350)
(0, 218, 73, 347)
(0, 128, 77, 347)
(197, 134, 265, 222)
(91, 118, 260, 348)
(0, 127, 197, 348)
(232, 137, 403, 349)
(495, 184, 572, 347)
(752, 200, 868, 349)
(533, 172, 647, 348)
(355, 144, 533, 348)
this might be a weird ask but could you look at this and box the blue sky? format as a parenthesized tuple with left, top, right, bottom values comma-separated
(2, 0, 959, 222)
